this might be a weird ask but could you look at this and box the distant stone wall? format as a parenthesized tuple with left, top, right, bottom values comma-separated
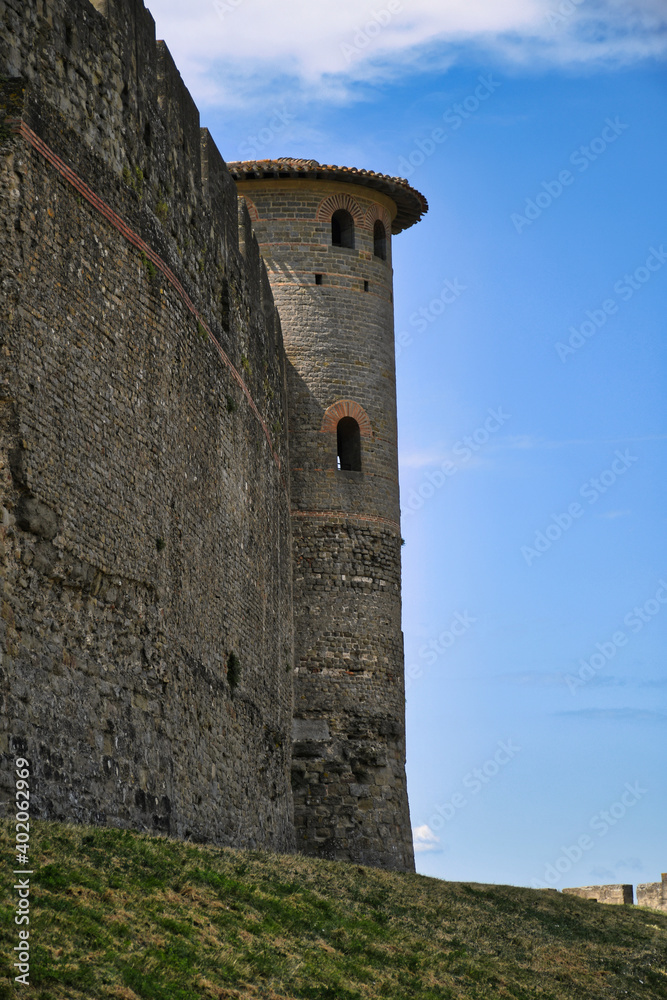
(562, 885, 634, 905)
(637, 875, 667, 912)
(563, 878, 667, 911)
(0, 0, 295, 851)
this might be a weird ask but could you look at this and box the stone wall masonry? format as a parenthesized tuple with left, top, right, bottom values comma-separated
(291, 521, 410, 870)
(0, 0, 295, 851)
(1, 0, 424, 870)
(240, 182, 401, 525)
(562, 878, 667, 912)
(637, 875, 667, 912)
(562, 885, 634, 905)
(235, 176, 415, 871)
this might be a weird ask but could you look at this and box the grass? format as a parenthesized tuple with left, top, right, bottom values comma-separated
(1, 821, 666, 999)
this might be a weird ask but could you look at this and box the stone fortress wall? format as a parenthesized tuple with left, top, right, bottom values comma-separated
(0, 0, 424, 870)
(563, 875, 667, 912)
(0, 0, 295, 851)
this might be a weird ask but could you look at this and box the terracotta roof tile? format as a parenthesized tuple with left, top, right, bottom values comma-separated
(226, 157, 428, 233)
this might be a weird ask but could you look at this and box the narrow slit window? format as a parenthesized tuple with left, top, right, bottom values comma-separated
(337, 417, 361, 471)
(331, 209, 355, 249)
(315, 273, 323, 285)
(364, 280, 369, 292)
(373, 220, 387, 260)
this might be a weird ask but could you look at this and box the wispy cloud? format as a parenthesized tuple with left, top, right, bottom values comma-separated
(556, 708, 667, 723)
(401, 431, 666, 471)
(499, 671, 667, 691)
(413, 823, 443, 853)
(400, 448, 491, 471)
(146, 0, 667, 109)
(498, 670, 629, 689)
(504, 434, 539, 451)
(400, 448, 452, 470)
(498, 670, 571, 687)
(589, 857, 645, 880)
(503, 433, 667, 452)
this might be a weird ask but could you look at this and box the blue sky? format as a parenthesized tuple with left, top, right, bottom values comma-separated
(146, 0, 667, 890)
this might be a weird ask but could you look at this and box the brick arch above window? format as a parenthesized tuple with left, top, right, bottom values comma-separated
(320, 399, 372, 437)
(316, 193, 365, 229)
(364, 203, 392, 233)
(241, 195, 259, 221)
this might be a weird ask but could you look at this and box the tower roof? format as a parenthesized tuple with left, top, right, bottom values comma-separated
(227, 157, 428, 234)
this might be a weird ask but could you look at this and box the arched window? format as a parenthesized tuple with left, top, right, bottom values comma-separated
(332, 209, 355, 249)
(373, 220, 387, 260)
(337, 417, 361, 471)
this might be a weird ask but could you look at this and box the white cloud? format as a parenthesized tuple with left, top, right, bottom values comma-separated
(413, 823, 442, 852)
(144, 0, 667, 108)
(589, 857, 644, 879)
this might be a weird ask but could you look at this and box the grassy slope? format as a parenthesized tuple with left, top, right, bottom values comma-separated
(1, 822, 666, 999)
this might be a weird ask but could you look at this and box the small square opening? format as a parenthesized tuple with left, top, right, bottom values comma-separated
(315, 273, 323, 285)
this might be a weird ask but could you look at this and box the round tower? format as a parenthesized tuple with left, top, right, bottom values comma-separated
(228, 158, 427, 871)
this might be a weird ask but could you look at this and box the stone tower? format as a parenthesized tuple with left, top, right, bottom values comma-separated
(228, 158, 427, 871)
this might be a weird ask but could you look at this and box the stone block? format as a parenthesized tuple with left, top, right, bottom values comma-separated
(15, 498, 59, 541)
(292, 718, 330, 741)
